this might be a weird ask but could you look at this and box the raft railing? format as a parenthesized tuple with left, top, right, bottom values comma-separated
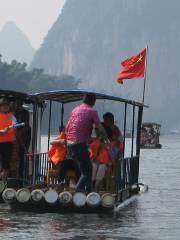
(22, 152, 139, 193)
(23, 152, 49, 186)
(123, 156, 139, 187)
(115, 155, 139, 194)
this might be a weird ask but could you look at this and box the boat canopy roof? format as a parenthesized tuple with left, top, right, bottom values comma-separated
(142, 122, 161, 127)
(32, 90, 147, 107)
(0, 90, 34, 104)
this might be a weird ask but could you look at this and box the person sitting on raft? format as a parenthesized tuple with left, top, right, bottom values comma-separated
(48, 130, 67, 167)
(102, 112, 124, 160)
(48, 130, 80, 188)
(89, 132, 111, 191)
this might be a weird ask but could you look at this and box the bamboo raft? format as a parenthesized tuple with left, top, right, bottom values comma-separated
(0, 90, 147, 213)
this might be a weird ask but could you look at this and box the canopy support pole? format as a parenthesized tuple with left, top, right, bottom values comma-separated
(47, 100, 52, 150)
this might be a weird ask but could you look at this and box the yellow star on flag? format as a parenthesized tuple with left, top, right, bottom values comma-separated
(137, 54, 143, 63)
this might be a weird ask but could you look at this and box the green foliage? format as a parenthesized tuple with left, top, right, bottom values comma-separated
(0, 56, 80, 93)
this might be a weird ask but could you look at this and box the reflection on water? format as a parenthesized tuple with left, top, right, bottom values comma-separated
(0, 205, 142, 240)
(0, 135, 180, 240)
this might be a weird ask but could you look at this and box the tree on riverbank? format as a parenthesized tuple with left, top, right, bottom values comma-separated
(0, 55, 80, 93)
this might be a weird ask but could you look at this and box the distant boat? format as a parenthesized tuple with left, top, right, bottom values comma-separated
(140, 122, 162, 149)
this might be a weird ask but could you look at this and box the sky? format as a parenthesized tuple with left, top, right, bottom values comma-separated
(0, 0, 66, 50)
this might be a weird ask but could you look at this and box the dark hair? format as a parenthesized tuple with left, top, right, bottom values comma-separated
(83, 93, 96, 106)
(103, 112, 114, 123)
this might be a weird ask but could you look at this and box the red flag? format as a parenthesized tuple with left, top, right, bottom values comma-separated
(117, 48, 146, 84)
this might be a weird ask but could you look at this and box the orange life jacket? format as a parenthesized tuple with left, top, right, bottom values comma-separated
(0, 112, 16, 143)
(48, 131, 67, 166)
(89, 139, 110, 164)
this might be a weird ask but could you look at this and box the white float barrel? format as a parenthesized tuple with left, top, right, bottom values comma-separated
(59, 191, 72, 205)
(44, 189, 58, 204)
(0, 181, 6, 193)
(101, 193, 115, 208)
(16, 188, 31, 203)
(31, 189, 44, 202)
(73, 192, 86, 207)
(2, 188, 16, 203)
(86, 192, 101, 207)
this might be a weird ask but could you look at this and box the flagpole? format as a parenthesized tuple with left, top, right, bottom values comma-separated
(142, 45, 148, 104)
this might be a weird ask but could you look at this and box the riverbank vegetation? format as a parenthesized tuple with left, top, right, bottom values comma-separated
(0, 55, 80, 93)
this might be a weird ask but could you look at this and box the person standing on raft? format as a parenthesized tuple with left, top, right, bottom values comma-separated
(0, 98, 17, 180)
(66, 93, 108, 193)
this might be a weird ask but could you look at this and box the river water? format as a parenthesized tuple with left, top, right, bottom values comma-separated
(0, 135, 180, 240)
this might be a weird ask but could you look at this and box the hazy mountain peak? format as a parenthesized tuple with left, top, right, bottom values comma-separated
(0, 21, 34, 64)
(31, 0, 180, 130)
